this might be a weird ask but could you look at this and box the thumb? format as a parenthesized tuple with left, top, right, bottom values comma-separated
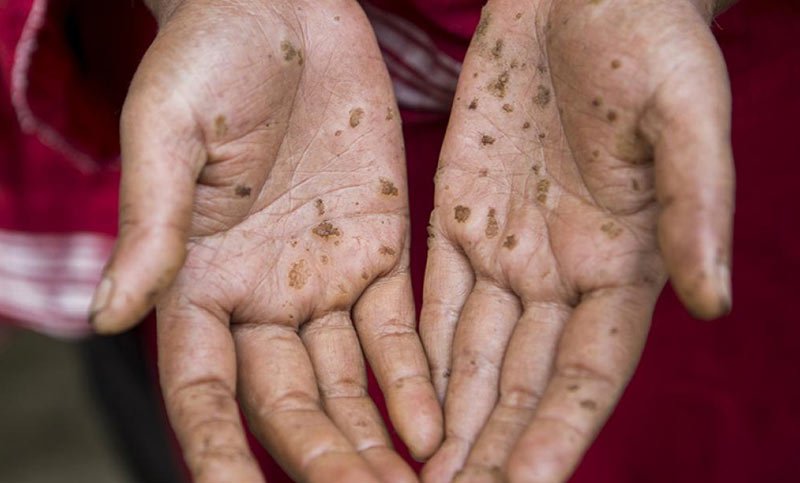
(90, 77, 205, 334)
(641, 22, 734, 320)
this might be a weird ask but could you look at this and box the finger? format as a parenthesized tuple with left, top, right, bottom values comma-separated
(355, 268, 443, 461)
(640, 24, 734, 320)
(90, 79, 206, 334)
(422, 281, 521, 483)
(506, 285, 658, 482)
(302, 311, 417, 483)
(419, 228, 475, 400)
(234, 323, 380, 483)
(157, 296, 262, 483)
(457, 303, 568, 479)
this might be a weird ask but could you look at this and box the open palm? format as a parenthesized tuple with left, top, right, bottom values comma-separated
(90, 1, 441, 481)
(420, 0, 734, 481)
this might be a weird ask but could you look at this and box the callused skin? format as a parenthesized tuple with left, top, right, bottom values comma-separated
(420, 0, 734, 481)
(90, 1, 441, 482)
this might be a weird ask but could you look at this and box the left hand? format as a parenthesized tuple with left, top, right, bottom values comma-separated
(420, 0, 734, 481)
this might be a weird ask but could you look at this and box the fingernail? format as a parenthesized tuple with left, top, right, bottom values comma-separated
(89, 277, 114, 320)
(716, 263, 732, 314)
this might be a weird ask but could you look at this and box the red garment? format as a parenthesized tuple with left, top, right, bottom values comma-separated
(1, 0, 798, 481)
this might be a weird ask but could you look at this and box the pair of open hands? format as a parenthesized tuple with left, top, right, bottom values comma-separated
(88, 0, 735, 481)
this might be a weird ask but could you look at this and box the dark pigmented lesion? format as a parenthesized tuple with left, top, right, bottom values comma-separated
(349, 108, 365, 128)
(601, 221, 623, 239)
(385, 107, 395, 120)
(487, 71, 510, 98)
(475, 10, 491, 40)
(481, 134, 496, 146)
(502, 103, 514, 112)
(214, 115, 228, 138)
(485, 208, 499, 238)
(379, 245, 396, 256)
(312, 221, 342, 239)
(502, 234, 517, 249)
(280, 40, 303, 65)
(534, 85, 551, 107)
(611, 59, 622, 69)
(580, 399, 598, 410)
(288, 259, 310, 289)
(234, 184, 252, 198)
(454, 205, 471, 223)
(491, 39, 504, 59)
(536, 179, 550, 204)
(468, 98, 479, 110)
(379, 178, 399, 196)
(606, 110, 618, 122)
(314, 198, 325, 216)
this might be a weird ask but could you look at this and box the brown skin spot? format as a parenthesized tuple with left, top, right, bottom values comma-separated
(481, 134, 496, 146)
(522, 121, 531, 129)
(487, 71, 510, 98)
(601, 221, 623, 239)
(361, 271, 369, 280)
(475, 10, 491, 39)
(334, 15, 340, 21)
(473, 72, 479, 78)
(491, 39, 504, 59)
(510, 59, 519, 69)
(314, 198, 325, 216)
(355, 419, 369, 428)
(502, 103, 514, 112)
(568, 384, 580, 392)
(537, 63, 547, 74)
(538, 133, 546, 140)
(234, 185, 252, 198)
(607, 110, 618, 122)
(290, 239, 298, 248)
(592, 97, 603, 108)
(632, 179, 641, 191)
(610, 327, 619, 335)
(454, 205, 471, 223)
(534, 85, 551, 107)
(334, 130, 342, 137)
(515, 12, 523, 19)
(502, 235, 517, 249)
(443, 369, 452, 379)
(313, 221, 342, 239)
(379, 178, 399, 196)
(479, 168, 489, 177)
(320, 255, 329, 264)
(288, 259, 310, 289)
(532, 164, 541, 175)
(592, 150, 600, 159)
(379, 246, 396, 256)
(468, 98, 478, 110)
(214, 115, 228, 138)
(385, 107, 395, 120)
(485, 208, 499, 238)
(349, 108, 365, 128)
(536, 179, 550, 204)
(611, 59, 622, 69)
(580, 399, 598, 410)
(281, 40, 303, 65)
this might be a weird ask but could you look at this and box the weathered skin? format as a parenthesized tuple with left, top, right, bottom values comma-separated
(419, 0, 734, 481)
(88, 1, 441, 482)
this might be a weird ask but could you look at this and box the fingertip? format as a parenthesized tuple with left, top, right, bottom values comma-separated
(673, 261, 732, 320)
(393, 386, 444, 461)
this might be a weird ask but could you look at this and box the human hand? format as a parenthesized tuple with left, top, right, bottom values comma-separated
(89, 1, 441, 481)
(420, 0, 734, 481)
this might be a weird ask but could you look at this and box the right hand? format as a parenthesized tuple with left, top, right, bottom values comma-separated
(89, 1, 442, 481)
